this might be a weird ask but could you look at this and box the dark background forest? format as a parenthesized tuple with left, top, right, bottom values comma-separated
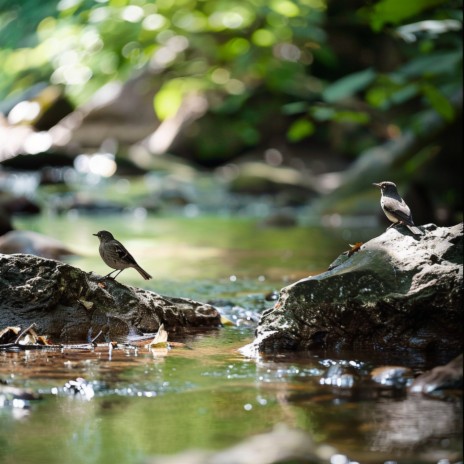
(0, 0, 462, 226)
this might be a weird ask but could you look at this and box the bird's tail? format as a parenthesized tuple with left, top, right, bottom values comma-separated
(407, 224, 423, 235)
(136, 266, 152, 280)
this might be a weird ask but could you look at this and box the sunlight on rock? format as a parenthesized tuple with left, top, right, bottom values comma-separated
(8, 101, 40, 125)
(23, 131, 53, 154)
(74, 153, 117, 177)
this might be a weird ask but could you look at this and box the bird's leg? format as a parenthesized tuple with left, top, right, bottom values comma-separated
(104, 269, 122, 279)
(386, 222, 397, 230)
(111, 269, 124, 280)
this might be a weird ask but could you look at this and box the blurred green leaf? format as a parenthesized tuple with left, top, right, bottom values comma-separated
(421, 83, 455, 121)
(360, 0, 447, 31)
(287, 118, 315, 142)
(270, 0, 300, 18)
(310, 106, 369, 124)
(332, 111, 370, 124)
(322, 68, 376, 103)
(366, 80, 420, 109)
(281, 101, 309, 115)
(310, 106, 335, 121)
(154, 83, 183, 120)
(394, 51, 462, 79)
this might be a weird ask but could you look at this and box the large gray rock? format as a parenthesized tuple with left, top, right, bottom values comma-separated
(0, 230, 75, 259)
(0, 253, 220, 342)
(243, 223, 463, 356)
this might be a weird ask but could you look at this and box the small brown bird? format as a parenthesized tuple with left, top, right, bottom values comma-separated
(373, 181, 423, 235)
(93, 230, 152, 280)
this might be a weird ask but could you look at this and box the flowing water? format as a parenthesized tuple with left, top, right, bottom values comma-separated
(1, 213, 462, 464)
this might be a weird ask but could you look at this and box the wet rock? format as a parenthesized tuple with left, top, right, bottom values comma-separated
(210, 300, 260, 327)
(319, 363, 360, 389)
(0, 192, 41, 215)
(144, 423, 337, 464)
(0, 230, 75, 259)
(242, 223, 463, 356)
(0, 253, 220, 343)
(0, 207, 13, 235)
(62, 378, 95, 400)
(0, 385, 41, 410)
(410, 354, 463, 395)
(0, 152, 74, 171)
(370, 366, 414, 389)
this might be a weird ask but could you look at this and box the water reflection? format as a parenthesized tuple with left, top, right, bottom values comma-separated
(1, 215, 462, 464)
(1, 328, 462, 464)
(368, 396, 462, 455)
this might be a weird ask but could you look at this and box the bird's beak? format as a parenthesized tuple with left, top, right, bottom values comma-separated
(372, 183, 381, 188)
(93, 233, 98, 236)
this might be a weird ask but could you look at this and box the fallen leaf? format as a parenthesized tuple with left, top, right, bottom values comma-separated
(220, 315, 235, 326)
(146, 324, 169, 348)
(19, 334, 37, 345)
(37, 335, 52, 346)
(18, 325, 41, 345)
(347, 242, 363, 256)
(0, 326, 21, 344)
(78, 299, 94, 310)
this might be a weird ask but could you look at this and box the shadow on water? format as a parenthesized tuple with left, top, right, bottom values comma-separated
(1, 214, 462, 464)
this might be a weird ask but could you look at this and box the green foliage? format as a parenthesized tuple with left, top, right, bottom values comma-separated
(421, 83, 455, 121)
(287, 118, 315, 142)
(359, 0, 448, 31)
(0, 0, 462, 158)
(0, 0, 326, 106)
(322, 68, 377, 103)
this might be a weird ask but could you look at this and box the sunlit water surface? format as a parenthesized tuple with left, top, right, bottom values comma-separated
(1, 214, 462, 464)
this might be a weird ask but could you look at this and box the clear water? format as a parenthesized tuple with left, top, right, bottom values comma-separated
(1, 213, 462, 464)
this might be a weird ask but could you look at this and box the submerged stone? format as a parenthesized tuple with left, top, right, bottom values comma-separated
(410, 354, 463, 394)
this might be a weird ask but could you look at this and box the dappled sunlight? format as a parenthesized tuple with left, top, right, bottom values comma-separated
(74, 152, 117, 178)
(0, 2, 462, 463)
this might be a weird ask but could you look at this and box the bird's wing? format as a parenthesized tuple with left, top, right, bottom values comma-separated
(113, 241, 138, 265)
(384, 202, 415, 226)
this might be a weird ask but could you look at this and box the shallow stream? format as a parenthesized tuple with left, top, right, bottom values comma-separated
(1, 213, 462, 464)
